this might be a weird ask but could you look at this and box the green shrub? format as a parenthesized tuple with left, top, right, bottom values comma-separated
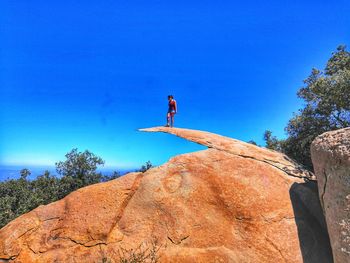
(264, 45, 350, 170)
(0, 149, 151, 228)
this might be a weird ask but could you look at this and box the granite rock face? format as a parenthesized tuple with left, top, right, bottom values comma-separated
(0, 127, 332, 262)
(311, 127, 350, 263)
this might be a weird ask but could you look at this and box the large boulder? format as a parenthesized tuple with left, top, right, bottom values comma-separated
(311, 127, 350, 263)
(0, 127, 332, 262)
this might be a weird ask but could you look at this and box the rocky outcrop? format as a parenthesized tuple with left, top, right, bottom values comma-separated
(0, 127, 332, 262)
(311, 127, 350, 263)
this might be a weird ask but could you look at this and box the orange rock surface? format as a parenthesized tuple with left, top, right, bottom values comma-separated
(0, 127, 332, 262)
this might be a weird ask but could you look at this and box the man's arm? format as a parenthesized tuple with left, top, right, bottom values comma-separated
(174, 100, 177, 113)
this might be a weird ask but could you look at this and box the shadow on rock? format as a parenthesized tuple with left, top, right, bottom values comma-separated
(289, 181, 333, 263)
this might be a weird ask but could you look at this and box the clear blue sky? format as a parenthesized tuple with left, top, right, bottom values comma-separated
(1, 0, 349, 169)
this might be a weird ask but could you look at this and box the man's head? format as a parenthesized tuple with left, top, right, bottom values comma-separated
(168, 95, 173, 100)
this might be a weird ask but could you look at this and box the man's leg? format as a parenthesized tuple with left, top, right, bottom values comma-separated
(170, 112, 175, 127)
(166, 113, 170, 127)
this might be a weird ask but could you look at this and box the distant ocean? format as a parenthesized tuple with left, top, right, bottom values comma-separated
(0, 165, 134, 181)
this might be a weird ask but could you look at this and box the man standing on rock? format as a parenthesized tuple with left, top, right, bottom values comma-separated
(165, 95, 177, 127)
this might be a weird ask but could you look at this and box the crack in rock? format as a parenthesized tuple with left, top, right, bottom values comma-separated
(167, 235, 189, 245)
(232, 153, 311, 180)
(0, 254, 18, 262)
(55, 236, 107, 248)
(265, 236, 287, 263)
(26, 243, 39, 255)
(320, 168, 328, 211)
(107, 172, 145, 239)
(17, 226, 39, 240)
(42, 217, 61, 222)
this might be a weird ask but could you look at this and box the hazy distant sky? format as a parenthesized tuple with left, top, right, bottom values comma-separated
(1, 0, 349, 168)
